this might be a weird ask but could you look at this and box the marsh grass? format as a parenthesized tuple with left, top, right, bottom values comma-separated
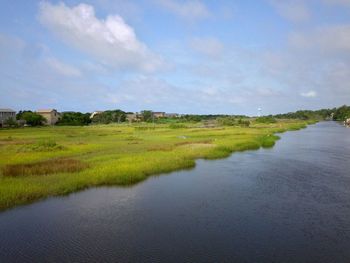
(169, 123, 187, 129)
(0, 120, 311, 210)
(3, 159, 88, 177)
(17, 139, 65, 152)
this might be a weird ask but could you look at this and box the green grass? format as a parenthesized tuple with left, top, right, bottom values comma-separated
(0, 120, 311, 211)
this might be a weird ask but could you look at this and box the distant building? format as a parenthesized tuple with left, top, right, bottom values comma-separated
(346, 118, 350, 126)
(165, 113, 179, 118)
(0, 108, 16, 127)
(152, 112, 166, 118)
(37, 109, 59, 125)
(90, 111, 103, 119)
(126, 113, 141, 122)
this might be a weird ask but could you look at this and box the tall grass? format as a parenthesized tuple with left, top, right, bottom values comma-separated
(3, 159, 88, 177)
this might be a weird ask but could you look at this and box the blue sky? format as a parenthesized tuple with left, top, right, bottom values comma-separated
(1, 0, 350, 115)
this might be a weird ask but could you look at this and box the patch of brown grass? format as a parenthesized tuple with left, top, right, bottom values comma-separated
(175, 140, 212, 146)
(147, 145, 174, 152)
(2, 159, 88, 177)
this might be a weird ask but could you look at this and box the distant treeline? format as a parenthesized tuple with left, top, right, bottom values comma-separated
(57, 112, 91, 126)
(12, 105, 350, 127)
(273, 105, 350, 121)
(179, 114, 248, 122)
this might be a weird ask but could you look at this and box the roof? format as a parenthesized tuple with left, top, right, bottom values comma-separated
(0, 108, 16, 113)
(37, 109, 57, 113)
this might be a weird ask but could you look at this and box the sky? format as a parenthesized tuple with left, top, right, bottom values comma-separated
(1, 0, 350, 115)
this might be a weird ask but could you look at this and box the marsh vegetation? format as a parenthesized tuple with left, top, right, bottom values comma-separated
(0, 120, 311, 210)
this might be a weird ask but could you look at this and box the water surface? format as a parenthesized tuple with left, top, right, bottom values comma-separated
(1, 122, 350, 262)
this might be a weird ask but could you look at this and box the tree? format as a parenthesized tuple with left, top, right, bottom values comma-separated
(16, 110, 31, 120)
(57, 112, 91, 126)
(20, 112, 46, 126)
(140, 110, 153, 122)
(91, 109, 126, 124)
(333, 105, 350, 121)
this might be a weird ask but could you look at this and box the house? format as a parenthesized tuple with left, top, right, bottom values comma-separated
(36, 109, 60, 125)
(152, 112, 166, 118)
(126, 113, 141, 123)
(165, 113, 179, 118)
(0, 108, 16, 127)
(345, 118, 350, 126)
(90, 111, 103, 119)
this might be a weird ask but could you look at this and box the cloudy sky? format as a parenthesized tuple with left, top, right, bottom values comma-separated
(1, 0, 350, 115)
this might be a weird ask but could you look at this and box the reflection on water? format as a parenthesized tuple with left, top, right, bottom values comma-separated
(1, 122, 350, 262)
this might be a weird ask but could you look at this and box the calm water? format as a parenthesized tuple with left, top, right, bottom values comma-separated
(1, 122, 350, 263)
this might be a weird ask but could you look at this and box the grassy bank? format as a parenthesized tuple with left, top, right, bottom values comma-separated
(0, 120, 312, 211)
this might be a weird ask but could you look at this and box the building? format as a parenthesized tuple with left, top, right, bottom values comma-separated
(126, 113, 141, 122)
(90, 111, 103, 119)
(345, 118, 350, 126)
(36, 109, 59, 125)
(0, 108, 16, 127)
(152, 112, 166, 118)
(165, 113, 179, 118)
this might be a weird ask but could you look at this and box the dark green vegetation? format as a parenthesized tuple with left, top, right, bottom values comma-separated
(91, 109, 126, 124)
(255, 116, 277, 123)
(273, 105, 350, 121)
(16, 111, 46, 126)
(332, 105, 350, 121)
(217, 117, 251, 127)
(57, 112, 91, 126)
(0, 120, 310, 211)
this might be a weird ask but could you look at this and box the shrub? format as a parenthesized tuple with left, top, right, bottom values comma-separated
(217, 117, 236, 126)
(169, 123, 186, 129)
(255, 116, 277, 124)
(19, 111, 46, 126)
(238, 119, 250, 127)
(57, 112, 91, 126)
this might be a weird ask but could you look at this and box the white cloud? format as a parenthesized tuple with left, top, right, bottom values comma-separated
(155, 0, 210, 21)
(38, 2, 164, 72)
(45, 57, 82, 77)
(300, 90, 317, 98)
(269, 0, 310, 22)
(190, 37, 224, 58)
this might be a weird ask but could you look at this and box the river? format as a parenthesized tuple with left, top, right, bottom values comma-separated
(1, 122, 350, 262)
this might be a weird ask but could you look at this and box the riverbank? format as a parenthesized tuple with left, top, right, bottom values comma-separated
(0, 120, 312, 211)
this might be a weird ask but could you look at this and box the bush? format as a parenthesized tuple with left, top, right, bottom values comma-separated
(217, 117, 236, 126)
(57, 112, 91, 126)
(238, 119, 250, 127)
(91, 110, 126, 124)
(169, 123, 186, 129)
(255, 116, 277, 123)
(18, 111, 46, 126)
